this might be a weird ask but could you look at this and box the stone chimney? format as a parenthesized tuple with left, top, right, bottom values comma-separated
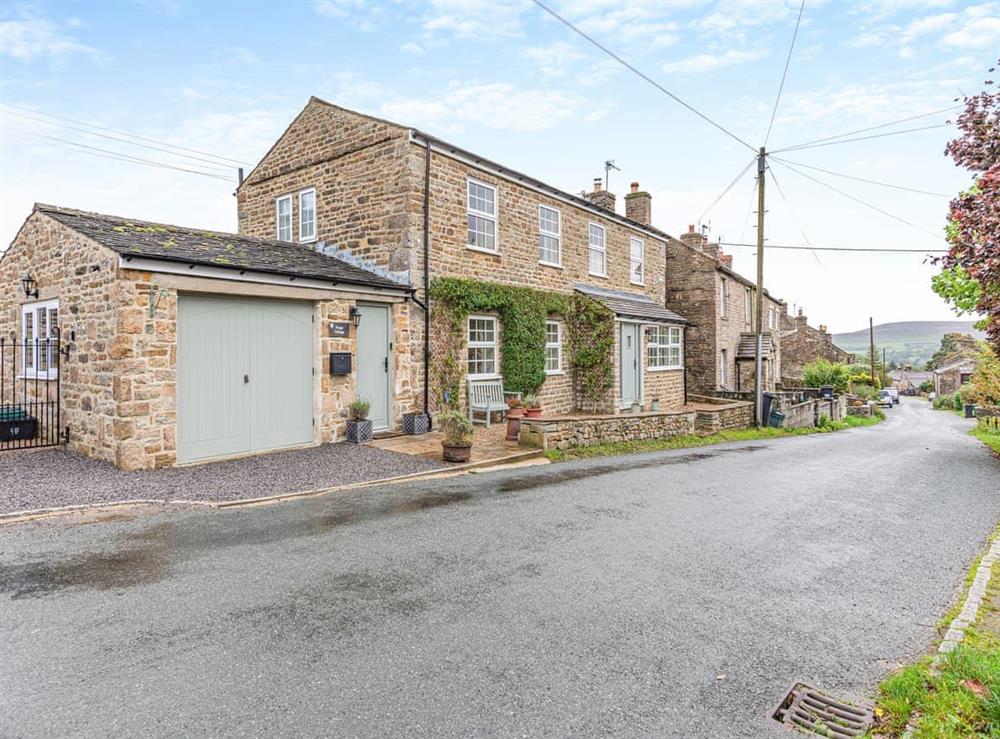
(795, 307, 808, 328)
(624, 181, 651, 226)
(719, 251, 733, 269)
(819, 324, 828, 334)
(679, 224, 719, 258)
(585, 177, 616, 213)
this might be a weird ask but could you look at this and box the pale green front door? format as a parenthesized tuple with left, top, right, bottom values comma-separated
(177, 295, 313, 463)
(620, 322, 640, 407)
(355, 303, 391, 430)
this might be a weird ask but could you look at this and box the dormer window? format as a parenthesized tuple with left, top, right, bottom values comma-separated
(299, 188, 316, 242)
(276, 195, 292, 242)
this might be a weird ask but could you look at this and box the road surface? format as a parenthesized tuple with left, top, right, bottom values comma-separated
(2, 399, 998, 737)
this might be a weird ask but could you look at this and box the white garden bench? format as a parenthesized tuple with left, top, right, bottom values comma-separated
(467, 378, 508, 427)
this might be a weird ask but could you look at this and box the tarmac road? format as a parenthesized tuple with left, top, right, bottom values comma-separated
(2, 398, 998, 737)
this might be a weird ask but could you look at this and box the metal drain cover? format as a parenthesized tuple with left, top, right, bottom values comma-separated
(772, 682, 873, 737)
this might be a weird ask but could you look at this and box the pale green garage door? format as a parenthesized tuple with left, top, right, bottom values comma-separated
(177, 295, 314, 464)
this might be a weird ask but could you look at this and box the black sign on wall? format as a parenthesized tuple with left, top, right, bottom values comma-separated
(329, 321, 350, 338)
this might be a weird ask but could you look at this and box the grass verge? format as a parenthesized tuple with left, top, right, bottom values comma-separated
(971, 426, 1000, 456)
(870, 526, 1000, 738)
(543, 410, 883, 462)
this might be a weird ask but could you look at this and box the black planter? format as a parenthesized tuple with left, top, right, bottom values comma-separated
(0, 416, 37, 443)
(403, 412, 430, 435)
(965, 404, 978, 419)
(346, 419, 373, 443)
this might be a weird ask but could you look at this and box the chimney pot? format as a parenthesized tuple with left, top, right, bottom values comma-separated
(593, 177, 603, 191)
(585, 178, 616, 213)
(688, 224, 696, 233)
(630, 181, 639, 193)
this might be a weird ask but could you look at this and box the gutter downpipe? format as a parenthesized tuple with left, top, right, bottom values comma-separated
(422, 139, 432, 423)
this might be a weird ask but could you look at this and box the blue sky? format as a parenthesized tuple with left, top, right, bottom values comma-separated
(2, 0, 998, 333)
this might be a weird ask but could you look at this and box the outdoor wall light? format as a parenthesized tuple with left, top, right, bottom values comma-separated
(20, 273, 38, 299)
(349, 306, 362, 328)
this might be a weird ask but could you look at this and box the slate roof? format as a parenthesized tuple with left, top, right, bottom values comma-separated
(35, 204, 409, 292)
(736, 333, 775, 359)
(574, 283, 689, 324)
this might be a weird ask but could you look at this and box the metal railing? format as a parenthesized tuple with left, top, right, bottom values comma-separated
(0, 332, 65, 451)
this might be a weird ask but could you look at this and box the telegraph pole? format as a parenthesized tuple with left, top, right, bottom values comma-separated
(869, 317, 876, 385)
(754, 147, 767, 428)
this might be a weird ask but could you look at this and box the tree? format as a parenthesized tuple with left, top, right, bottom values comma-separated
(938, 59, 1000, 353)
(925, 332, 980, 370)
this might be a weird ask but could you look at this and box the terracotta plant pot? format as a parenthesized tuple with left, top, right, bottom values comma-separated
(505, 414, 521, 442)
(442, 443, 472, 463)
(524, 408, 542, 418)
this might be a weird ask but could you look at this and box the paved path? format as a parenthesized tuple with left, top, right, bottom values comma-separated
(2, 399, 998, 737)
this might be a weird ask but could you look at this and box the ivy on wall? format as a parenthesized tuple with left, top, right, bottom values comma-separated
(429, 277, 615, 406)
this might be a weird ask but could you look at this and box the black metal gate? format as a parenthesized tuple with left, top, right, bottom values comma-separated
(0, 330, 66, 451)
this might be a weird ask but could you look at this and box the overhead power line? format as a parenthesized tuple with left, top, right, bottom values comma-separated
(763, 0, 805, 147)
(529, 0, 756, 152)
(775, 104, 962, 152)
(774, 123, 952, 154)
(770, 156, 949, 197)
(766, 167, 822, 265)
(698, 156, 757, 223)
(1, 108, 236, 173)
(771, 158, 942, 238)
(0, 101, 251, 166)
(719, 241, 947, 253)
(4, 128, 235, 182)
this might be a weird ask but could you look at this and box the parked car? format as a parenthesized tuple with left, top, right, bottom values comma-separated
(878, 389, 894, 408)
(887, 387, 900, 405)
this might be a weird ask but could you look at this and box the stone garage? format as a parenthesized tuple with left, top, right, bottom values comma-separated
(0, 204, 416, 470)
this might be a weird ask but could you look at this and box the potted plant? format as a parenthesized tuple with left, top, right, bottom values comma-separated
(438, 409, 474, 462)
(649, 397, 661, 412)
(505, 396, 524, 442)
(346, 397, 373, 443)
(630, 399, 642, 414)
(523, 394, 542, 418)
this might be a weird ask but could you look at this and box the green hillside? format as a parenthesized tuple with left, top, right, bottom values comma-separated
(832, 321, 985, 368)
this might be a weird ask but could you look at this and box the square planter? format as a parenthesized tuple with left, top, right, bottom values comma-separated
(0, 416, 37, 443)
(403, 412, 430, 435)
(346, 419, 373, 444)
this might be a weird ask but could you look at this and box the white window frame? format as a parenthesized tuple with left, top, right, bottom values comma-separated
(647, 324, 683, 371)
(467, 315, 499, 379)
(720, 277, 728, 317)
(20, 299, 60, 380)
(744, 288, 752, 323)
(768, 307, 777, 330)
(298, 188, 316, 243)
(544, 320, 562, 375)
(538, 205, 561, 267)
(629, 236, 644, 285)
(467, 178, 498, 254)
(275, 195, 292, 242)
(588, 222, 607, 277)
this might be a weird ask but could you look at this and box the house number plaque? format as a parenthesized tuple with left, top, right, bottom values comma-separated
(329, 321, 350, 338)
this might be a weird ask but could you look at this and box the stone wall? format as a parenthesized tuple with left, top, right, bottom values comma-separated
(688, 395, 753, 434)
(519, 410, 695, 451)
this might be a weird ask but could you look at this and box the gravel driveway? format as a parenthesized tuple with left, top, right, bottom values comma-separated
(0, 443, 445, 513)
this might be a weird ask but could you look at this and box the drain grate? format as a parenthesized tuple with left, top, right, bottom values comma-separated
(772, 682, 873, 737)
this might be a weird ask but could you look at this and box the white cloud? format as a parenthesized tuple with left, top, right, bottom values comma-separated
(401, 41, 424, 55)
(662, 49, 768, 75)
(939, 14, 1000, 47)
(421, 0, 528, 40)
(314, 0, 387, 32)
(380, 82, 584, 134)
(0, 17, 101, 61)
(901, 12, 958, 42)
(557, 1, 681, 49)
(523, 42, 583, 78)
(695, 0, 795, 41)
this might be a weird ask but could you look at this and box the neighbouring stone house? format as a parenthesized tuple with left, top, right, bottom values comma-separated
(237, 97, 690, 419)
(0, 204, 413, 469)
(778, 309, 853, 386)
(933, 353, 978, 396)
(663, 226, 784, 395)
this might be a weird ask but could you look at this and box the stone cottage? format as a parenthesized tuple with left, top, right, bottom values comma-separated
(236, 97, 690, 420)
(0, 204, 413, 469)
(933, 354, 978, 396)
(664, 226, 784, 395)
(778, 309, 853, 386)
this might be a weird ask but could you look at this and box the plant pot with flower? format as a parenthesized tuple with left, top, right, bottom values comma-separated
(346, 397, 373, 443)
(438, 409, 474, 463)
(505, 396, 524, 442)
(523, 394, 542, 419)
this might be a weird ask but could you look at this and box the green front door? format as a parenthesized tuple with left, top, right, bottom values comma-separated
(620, 322, 640, 407)
(177, 295, 313, 463)
(355, 303, 391, 430)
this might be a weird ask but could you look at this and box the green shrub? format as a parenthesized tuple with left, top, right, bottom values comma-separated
(437, 409, 474, 447)
(803, 359, 850, 393)
(919, 380, 934, 394)
(348, 397, 370, 420)
(852, 384, 879, 401)
(954, 392, 964, 411)
(959, 383, 978, 406)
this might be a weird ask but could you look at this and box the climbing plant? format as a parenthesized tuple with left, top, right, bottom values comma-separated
(429, 277, 614, 402)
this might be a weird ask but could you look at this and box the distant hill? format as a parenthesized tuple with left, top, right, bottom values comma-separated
(832, 321, 985, 368)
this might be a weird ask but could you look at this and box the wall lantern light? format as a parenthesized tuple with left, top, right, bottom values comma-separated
(349, 306, 362, 329)
(20, 273, 38, 299)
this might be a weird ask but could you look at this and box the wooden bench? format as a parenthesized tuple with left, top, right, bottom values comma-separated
(467, 378, 508, 427)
